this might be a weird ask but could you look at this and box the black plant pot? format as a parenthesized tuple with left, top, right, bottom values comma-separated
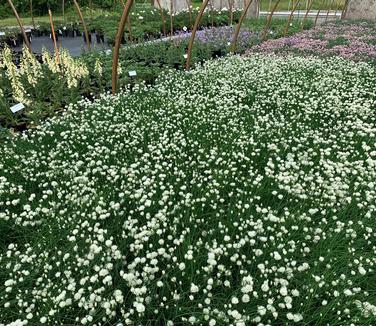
(52, 33, 59, 42)
(83, 33, 92, 44)
(212, 49, 223, 58)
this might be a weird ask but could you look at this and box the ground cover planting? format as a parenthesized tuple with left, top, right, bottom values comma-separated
(251, 21, 376, 61)
(0, 53, 376, 325)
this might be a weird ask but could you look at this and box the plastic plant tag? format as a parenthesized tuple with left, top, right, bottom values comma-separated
(128, 70, 137, 77)
(0, 32, 5, 36)
(10, 103, 25, 114)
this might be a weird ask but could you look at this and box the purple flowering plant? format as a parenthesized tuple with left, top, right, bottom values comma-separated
(249, 21, 376, 61)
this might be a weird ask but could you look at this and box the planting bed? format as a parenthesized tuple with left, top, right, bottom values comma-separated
(251, 21, 376, 61)
(0, 53, 375, 325)
(0, 17, 307, 132)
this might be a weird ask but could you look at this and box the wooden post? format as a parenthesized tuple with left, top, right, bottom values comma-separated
(48, 9, 60, 64)
(112, 0, 134, 94)
(185, 0, 210, 70)
(228, 0, 234, 25)
(7, 0, 31, 52)
(262, 0, 282, 40)
(325, 0, 335, 22)
(314, 0, 323, 27)
(73, 0, 91, 49)
(284, 0, 301, 36)
(119, 0, 133, 44)
(301, 0, 313, 29)
(231, 0, 255, 52)
(170, 0, 174, 36)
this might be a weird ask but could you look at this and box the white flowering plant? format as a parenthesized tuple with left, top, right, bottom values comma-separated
(0, 53, 375, 325)
(0, 47, 92, 129)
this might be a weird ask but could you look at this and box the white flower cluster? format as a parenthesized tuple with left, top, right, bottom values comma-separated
(19, 45, 43, 87)
(1, 47, 32, 105)
(0, 54, 375, 325)
(59, 49, 89, 89)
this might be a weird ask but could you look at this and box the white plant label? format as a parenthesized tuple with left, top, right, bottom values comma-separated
(129, 70, 137, 77)
(0, 32, 5, 36)
(10, 103, 25, 114)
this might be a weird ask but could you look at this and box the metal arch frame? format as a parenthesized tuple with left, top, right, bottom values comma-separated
(112, 0, 134, 94)
(230, 0, 256, 53)
(73, 0, 91, 50)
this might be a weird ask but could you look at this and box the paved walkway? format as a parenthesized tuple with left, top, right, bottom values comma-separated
(260, 10, 341, 21)
(13, 33, 110, 57)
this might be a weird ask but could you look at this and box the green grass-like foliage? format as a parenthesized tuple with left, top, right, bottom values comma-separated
(0, 54, 375, 325)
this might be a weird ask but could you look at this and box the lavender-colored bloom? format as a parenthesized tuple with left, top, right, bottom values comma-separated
(249, 22, 376, 61)
(174, 26, 256, 50)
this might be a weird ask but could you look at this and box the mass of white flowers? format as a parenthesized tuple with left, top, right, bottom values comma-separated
(0, 54, 375, 325)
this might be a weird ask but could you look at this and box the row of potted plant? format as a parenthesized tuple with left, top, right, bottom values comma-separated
(0, 18, 309, 133)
